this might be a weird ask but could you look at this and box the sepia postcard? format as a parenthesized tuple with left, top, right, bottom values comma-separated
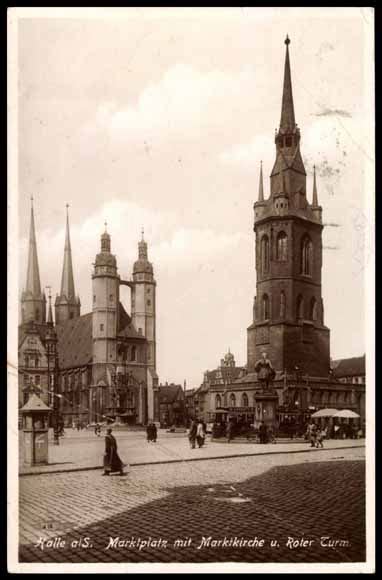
(7, 7, 375, 574)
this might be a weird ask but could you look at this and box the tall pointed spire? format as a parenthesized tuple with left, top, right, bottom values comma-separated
(25, 197, 42, 296)
(55, 204, 80, 325)
(46, 288, 53, 326)
(258, 161, 264, 201)
(60, 204, 75, 300)
(312, 165, 319, 206)
(138, 228, 148, 261)
(280, 35, 296, 130)
(21, 197, 46, 324)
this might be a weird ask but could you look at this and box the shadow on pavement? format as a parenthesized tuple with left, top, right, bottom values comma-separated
(19, 460, 365, 564)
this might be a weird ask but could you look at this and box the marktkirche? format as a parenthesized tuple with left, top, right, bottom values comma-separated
(19, 204, 159, 427)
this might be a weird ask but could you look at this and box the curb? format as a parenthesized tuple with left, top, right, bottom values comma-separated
(19, 444, 365, 477)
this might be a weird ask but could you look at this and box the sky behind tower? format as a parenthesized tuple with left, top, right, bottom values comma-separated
(12, 7, 374, 388)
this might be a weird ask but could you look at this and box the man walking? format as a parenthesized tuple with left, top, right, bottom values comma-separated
(103, 428, 124, 476)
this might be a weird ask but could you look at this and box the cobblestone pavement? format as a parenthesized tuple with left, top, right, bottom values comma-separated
(18, 447, 365, 564)
(19, 428, 365, 474)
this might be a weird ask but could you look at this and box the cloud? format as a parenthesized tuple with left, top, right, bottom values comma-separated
(92, 64, 259, 142)
(19, 199, 251, 308)
(219, 134, 274, 171)
(315, 107, 352, 118)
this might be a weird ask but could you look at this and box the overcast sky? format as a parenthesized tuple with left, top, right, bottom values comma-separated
(13, 8, 374, 388)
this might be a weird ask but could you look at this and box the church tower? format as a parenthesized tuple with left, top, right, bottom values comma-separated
(55, 205, 81, 325)
(247, 36, 329, 377)
(21, 198, 46, 324)
(92, 225, 120, 368)
(131, 230, 156, 372)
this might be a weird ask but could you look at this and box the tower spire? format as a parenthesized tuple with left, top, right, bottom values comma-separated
(312, 165, 319, 206)
(280, 35, 296, 130)
(60, 204, 76, 300)
(55, 204, 81, 325)
(258, 161, 264, 201)
(46, 287, 53, 326)
(25, 197, 42, 296)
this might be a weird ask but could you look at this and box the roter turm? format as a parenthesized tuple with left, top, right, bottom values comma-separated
(247, 35, 330, 377)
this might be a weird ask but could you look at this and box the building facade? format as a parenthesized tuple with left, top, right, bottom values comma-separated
(18, 204, 159, 426)
(158, 383, 185, 427)
(195, 37, 365, 430)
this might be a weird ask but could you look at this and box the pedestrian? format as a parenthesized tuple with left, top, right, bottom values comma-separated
(268, 424, 276, 444)
(307, 421, 317, 447)
(188, 419, 197, 449)
(259, 421, 268, 444)
(196, 419, 205, 448)
(226, 420, 233, 443)
(95, 423, 101, 437)
(315, 427, 324, 448)
(146, 423, 153, 442)
(103, 428, 125, 476)
(151, 422, 157, 443)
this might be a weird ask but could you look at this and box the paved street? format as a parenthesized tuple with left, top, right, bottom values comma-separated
(19, 446, 365, 564)
(19, 428, 365, 474)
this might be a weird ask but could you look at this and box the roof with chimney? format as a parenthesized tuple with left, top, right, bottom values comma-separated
(331, 355, 366, 378)
(158, 384, 184, 404)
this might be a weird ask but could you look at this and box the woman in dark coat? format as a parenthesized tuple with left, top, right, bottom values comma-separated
(103, 428, 124, 475)
(188, 420, 197, 449)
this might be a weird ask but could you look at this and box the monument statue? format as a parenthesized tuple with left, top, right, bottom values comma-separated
(254, 352, 276, 389)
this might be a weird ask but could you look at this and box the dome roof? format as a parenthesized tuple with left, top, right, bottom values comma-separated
(95, 252, 117, 268)
(133, 259, 153, 274)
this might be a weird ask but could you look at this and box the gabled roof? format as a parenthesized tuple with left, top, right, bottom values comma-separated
(331, 355, 365, 378)
(159, 384, 184, 403)
(18, 322, 49, 348)
(205, 366, 245, 384)
(56, 313, 93, 369)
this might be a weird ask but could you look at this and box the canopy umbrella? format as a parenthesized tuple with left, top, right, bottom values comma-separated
(332, 409, 360, 419)
(310, 408, 338, 418)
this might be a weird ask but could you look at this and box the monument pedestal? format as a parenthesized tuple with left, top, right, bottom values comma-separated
(254, 390, 279, 430)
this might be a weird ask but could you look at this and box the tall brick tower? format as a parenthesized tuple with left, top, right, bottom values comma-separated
(92, 225, 119, 372)
(131, 230, 156, 373)
(247, 36, 330, 377)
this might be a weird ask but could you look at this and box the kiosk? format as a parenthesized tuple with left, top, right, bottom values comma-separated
(20, 393, 51, 466)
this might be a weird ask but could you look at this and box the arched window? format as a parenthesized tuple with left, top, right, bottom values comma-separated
(296, 295, 304, 320)
(229, 393, 236, 408)
(241, 393, 249, 407)
(260, 235, 270, 274)
(310, 297, 318, 321)
(280, 291, 286, 318)
(301, 235, 313, 276)
(276, 231, 288, 261)
(131, 346, 137, 362)
(262, 294, 270, 320)
(215, 394, 221, 409)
